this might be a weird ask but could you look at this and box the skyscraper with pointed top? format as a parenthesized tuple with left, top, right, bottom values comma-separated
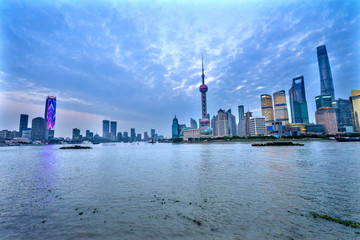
(199, 56, 210, 127)
(317, 45, 335, 101)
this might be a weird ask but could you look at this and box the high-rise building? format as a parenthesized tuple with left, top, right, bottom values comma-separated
(172, 115, 180, 138)
(110, 121, 117, 140)
(31, 117, 45, 141)
(315, 107, 338, 134)
(211, 115, 217, 136)
(260, 94, 275, 127)
(214, 109, 228, 137)
(19, 114, 29, 137)
(143, 132, 148, 141)
(151, 129, 155, 139)
(130, 128, 136, 141)
(86, 130, 91, 138)
(244, 111, 253, 136)
(273, 90, 289, 125)
(332, 98, 353, 132)
(249, 117, 266, 136)
(226, 109, 236, 136)
(123, 132, 129, 142)
(199, 56, 210, 127)
(315, 95, 332, 110)
(117, 132, 122, 142)
(137, 134, 141, 141)
(72, 128, 81, 141)
(289, 76, 309, 123)
(102, 120, 110, 138)
(350, 89, 360, 132)
(317, 45, 335, 101)
(238, 105, 244, 122)
(190, 118, 198, 129)
(44, 96, 56, 139)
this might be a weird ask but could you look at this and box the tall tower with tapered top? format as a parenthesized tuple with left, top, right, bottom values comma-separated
(199, 56, 210, 127)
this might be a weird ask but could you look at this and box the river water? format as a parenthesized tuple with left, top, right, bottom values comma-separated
(0, 141, 359, 239)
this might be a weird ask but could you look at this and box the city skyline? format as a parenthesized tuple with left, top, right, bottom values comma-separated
(0, 1, 359, 137)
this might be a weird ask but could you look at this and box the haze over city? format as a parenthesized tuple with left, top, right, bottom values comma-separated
(1, 0, 359, 137)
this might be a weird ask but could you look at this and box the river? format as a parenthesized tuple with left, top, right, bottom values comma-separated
(0, 141, 359, 239)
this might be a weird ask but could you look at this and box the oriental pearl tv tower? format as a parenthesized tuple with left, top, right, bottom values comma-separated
(199, 56, 210, 127)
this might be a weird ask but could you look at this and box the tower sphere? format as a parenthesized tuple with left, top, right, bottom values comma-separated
(199, 84, 208, 93)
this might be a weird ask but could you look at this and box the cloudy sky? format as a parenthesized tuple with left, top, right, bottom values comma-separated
(0, 0, 359, 138)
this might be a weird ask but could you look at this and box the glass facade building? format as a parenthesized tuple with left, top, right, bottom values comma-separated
(110, 121, 117, 140)
(273, 90, 289, 125)
(315, 95, 332, 110)
(102, 120, 110, 138)
(72, 128, 80, 141)
(44, 96, 56, 139)
(226, 109, 237, 136)
(289, 76, 309, 123)
(317, 45, 335, 101)
(190, 118, 198, 129)
(238, 105, 244, 121)
(31, 117, 45, 141)
(260, 94, 275, 127)
(19, 114, 29, 137)
(332, 99, 353, 132)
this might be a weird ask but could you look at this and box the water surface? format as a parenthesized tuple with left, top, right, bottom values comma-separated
(0, 141, 359, 239)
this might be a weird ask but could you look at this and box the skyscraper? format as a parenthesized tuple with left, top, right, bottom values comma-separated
(315, 107, 338, 134)
(289, 76, 309, 123)
(317, 45, 335, 101)
(260, 94, 275, 127)
(244, 111, 253, 136)
(315, 95, 332, 110)
(102, 120, 110, 138)
(226, 109, 236, 136)
(130, 128, 136, 141)
(238, 105, 244, 121)
(350, 89, 360, 132)
(332, 99, 353, 132)
(143, 132, 148, 141)
(172, 115, 180, 138)
(44, 96, 56, 139)
(110, 121, 117, 140)
(19, 114, 29, 137)
(214, 109, 228, 137)
(199, 56, 210, 127)
(117, 132, 122, 142)
(72, 128, 81, 141)
(190, 118, 198, 129)
(211, 116, 217, 136)
(31, 117, 45, 141)
(86, 130, 91, 138)
(151, 129, 155, 139)
(123, 132, 129, 142)
(273, 90, 289, 125)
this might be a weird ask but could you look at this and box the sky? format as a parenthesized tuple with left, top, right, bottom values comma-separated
(0, 0, 359, 138)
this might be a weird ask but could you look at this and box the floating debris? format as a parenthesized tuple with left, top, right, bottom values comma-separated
(310, 212, 360, 228)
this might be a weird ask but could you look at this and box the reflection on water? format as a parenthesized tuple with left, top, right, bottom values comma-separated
(0, 142, 359, 239)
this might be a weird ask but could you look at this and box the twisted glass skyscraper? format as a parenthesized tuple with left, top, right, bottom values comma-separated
(317, 45, 335, 101)
(289, 76, 309, 123)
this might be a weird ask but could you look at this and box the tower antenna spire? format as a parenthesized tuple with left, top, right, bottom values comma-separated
(201, 55, 205, 85)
